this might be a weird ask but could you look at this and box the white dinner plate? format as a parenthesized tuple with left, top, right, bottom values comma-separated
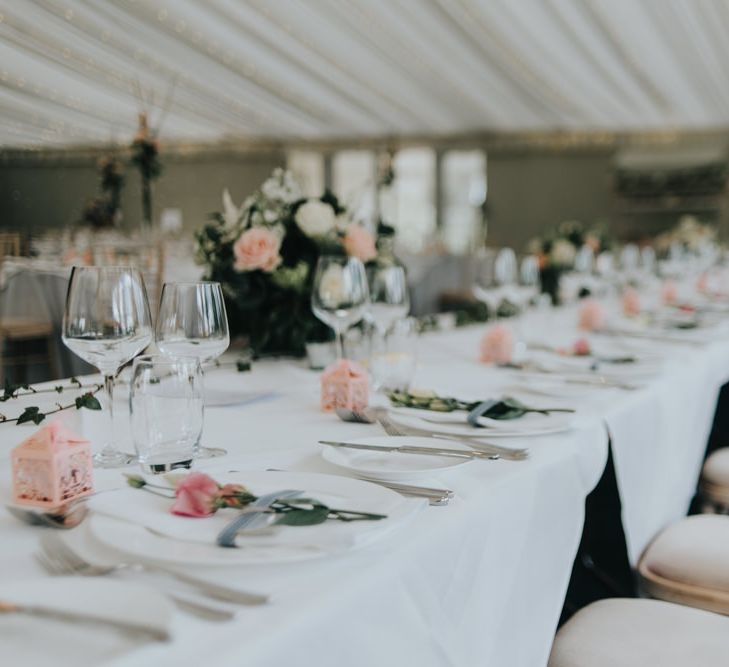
(321, 435, 473, 482)
(88, 470, 421, 567)
(523, 351, 661, 380)
(388, 407, 575, 438)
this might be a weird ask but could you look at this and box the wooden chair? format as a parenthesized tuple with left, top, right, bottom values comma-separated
(549, 598, 729, 666)
(699, 448, 729, 512)
(637, 515, 729, 616)
(0, 318, 60, 385)
(0, 232, 21, 259)
(0, 232, 60, 382)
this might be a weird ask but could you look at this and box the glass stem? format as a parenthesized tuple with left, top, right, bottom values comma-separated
(335, 329, 344, 360)
(103, 374, 116, 453)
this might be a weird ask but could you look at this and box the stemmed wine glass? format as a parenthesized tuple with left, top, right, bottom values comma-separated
(367, 265, 410, 334)
(311, 256, 370, 359)
(155, 281, 230, 459)
(62, 266, 153, 468)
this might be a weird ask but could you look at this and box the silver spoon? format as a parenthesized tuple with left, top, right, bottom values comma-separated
(5, 501, 89, 529)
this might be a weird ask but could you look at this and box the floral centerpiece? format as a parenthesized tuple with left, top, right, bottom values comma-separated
(195, 168, 388, 357)
(654, 215, 716, 256)
(528, 220, 611, 303)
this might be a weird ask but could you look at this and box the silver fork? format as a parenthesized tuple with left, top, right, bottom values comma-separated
(35, 549, 234, 622)
(375, 410, 529, 461)
(38, 534, 268, 606)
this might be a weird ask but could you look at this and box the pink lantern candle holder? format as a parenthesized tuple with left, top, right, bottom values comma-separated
(479, 324, 514, 364)
(11, 422, 93, 508)
(662, 280, 678, 305)
(578, 299, 606, 331)
(320, 360, 369, 412)
(622, 288, 641, 316)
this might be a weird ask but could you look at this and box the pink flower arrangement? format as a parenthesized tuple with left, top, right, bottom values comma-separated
(479, 324, 514, 364)
(233, 227, 282, 273)
(578, 299, 606, 331)
(343, 225, 377, 262)
(622, 288, 641, 316)
(662, 280, 678, 305)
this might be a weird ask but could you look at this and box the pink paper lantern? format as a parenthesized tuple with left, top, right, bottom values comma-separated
(11, 421, 93, 508)
(320, 360, 369, 412)
(578, 299, 606, 331)
(662, 280, 678, 305)
(622, 288, 641, 316)
(479, 324, 514, 364)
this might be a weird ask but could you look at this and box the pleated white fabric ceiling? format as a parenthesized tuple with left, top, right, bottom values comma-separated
(2, 0, 729, 148)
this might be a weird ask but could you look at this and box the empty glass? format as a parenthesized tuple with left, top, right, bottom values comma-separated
(311, 256, 370, 359)
(156, 281, 230, 362)
(368, 265, 410, 334)
(155, 281, 229, 458)
(130, 356, 203, 473)
(370, 318, 418, 392)
(62, 266, 153, 468)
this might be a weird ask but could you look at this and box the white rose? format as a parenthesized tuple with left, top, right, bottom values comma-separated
(295, 200, 336, 237)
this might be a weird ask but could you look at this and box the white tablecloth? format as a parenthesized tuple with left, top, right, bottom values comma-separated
(1, 298, 727, 666)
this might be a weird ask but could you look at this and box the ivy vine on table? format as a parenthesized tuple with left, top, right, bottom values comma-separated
(0, 377, 103, 425)
(0, 357, 252, 426)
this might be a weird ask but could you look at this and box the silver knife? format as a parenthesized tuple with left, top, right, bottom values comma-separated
(319, 440, 497, 460)
(0, 599, 170, 641)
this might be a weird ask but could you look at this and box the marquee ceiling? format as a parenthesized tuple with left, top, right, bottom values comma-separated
(2, 0, 729, 148)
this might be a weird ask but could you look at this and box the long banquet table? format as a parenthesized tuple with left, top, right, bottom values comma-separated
(1, 301, 728, 667)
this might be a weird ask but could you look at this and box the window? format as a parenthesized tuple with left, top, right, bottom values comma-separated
(441, 150, 487, 254)
(384, 147, 436, 252)
(286, 150, 325, 198)
(331, 150, 377, 223)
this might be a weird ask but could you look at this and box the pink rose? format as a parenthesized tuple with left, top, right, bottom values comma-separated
(233, 228, 282, 273)
(343, 225, 377, 262)
(479, 324, 514, 364)
(622, 288, 641, 316)
(662, 280, 678, 305)
(578, 299, 605, 331)
(171, 472, 220, 517)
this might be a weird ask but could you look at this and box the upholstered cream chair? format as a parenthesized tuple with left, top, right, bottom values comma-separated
(700, 449, 729, 511)
(638, 514, 729, 615)
(549, 598, 729, 667)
